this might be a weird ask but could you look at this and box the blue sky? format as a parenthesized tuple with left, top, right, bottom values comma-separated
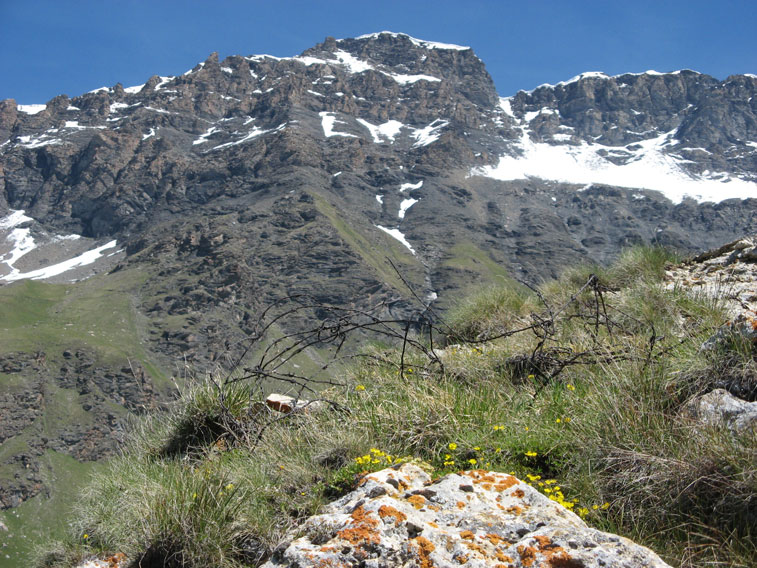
(2, 0, 755, 104)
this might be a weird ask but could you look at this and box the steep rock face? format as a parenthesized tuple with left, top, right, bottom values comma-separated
(2, 35, 756, 287)
(263, 463, 671, 568)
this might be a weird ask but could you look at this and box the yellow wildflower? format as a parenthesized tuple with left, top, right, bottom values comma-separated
(355, 384, 366, 391)
(448, 442, 457, 450)
(524, 451, 537, 457)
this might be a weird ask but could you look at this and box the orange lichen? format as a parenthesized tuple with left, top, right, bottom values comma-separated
(517, 545, 537, 567)
(378, 504, 407, 524)
(411, 536, 436, 568)
(494, 476, 519, 491)
(511, 488, 525, 498)
(429, 521, 439, 528)
(456, 501, 467, 509)
(105, 553, 127, 568)
(495, 550, 514, 563)
(460, 530, 476, 540)
(407, 494, 427, 509)
(455, 553, 469, 564)
(336, 505, 380, 545)
(486, 533, 507, 546)
(464, 541, 488, 556)
(533, 535, 582, 567)
(506, 505, 523, 515)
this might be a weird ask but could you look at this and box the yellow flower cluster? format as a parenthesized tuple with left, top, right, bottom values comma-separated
(522, 473, 610, 519)
(354, 448, 407, 467)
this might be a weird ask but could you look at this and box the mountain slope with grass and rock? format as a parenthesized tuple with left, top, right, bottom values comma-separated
(1, 32, 757, 567)
(37, 245, 757, 568)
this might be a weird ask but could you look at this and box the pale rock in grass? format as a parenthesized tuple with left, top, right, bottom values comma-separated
(261, 463, 671, 568)
(666, 235, 757, 322)
(683, 388, 757, 434)
(266, 393, 326, 414)
(74, 552, 126, 568)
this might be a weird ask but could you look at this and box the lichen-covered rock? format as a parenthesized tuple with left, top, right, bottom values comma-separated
(666, 235, 757, 322)
(684, 388, 757, 434)
(74, 552, 126, 568)
(262, 463, 671, 568)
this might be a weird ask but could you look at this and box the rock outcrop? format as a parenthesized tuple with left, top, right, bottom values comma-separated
(683, 388, 757, 434)
(262, 463, 671, 568)
(665, 235, 757, 321)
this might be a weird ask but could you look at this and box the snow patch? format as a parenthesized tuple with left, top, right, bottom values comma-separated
(142, 128, 156, 140)
(400, 180, 423, 192)
(2, 240, 118, 282)
(192, 126, 220, 145)
(524, 108, 559, 121)
(385, 72, 440, 84)
(210, 123, 286, 151)
(320, 112, 357, 138)
(154, 76, 174, 90)
(0, 210, 33, 230)
(375, 225, 415, 255)
(472, 129, 757, 203)
(376, 195, 384, 204)
(17, 134, 62, 148)
(144, 106, 171, 114)
(356, 118, 404, 143)
(499, 98, 515, 118)
(398, 198, 419, 218)
(124, 83, 144, 94)
(183, 61, 205, 76)
(412, 120, 448, 147)
(333, 50, 373, 73)
(221, 67, 233, 74)
(17, 104, 46, 115)
(353, 32, 469, 51)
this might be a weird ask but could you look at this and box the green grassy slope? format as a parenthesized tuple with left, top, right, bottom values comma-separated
(0, 268, 171, 568)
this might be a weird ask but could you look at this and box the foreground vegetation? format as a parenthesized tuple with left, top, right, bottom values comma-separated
(41, 247, 756, 567)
